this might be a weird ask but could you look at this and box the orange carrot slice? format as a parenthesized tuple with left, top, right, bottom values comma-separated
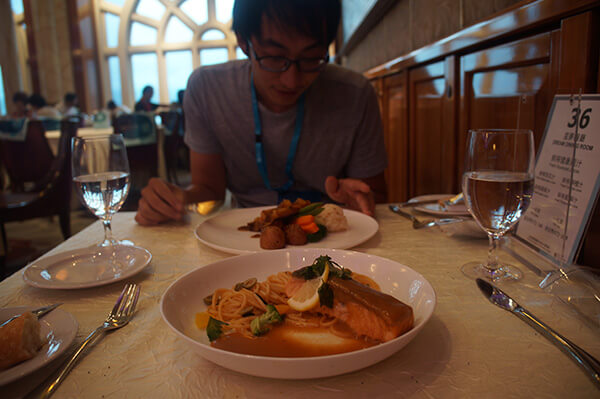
(295, 215, 315, 226)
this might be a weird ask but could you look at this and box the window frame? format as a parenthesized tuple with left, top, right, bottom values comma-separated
(95, 0, 239, 107)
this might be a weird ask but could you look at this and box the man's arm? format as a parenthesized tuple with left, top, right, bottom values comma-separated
(183, 151, 227, 204)
(134, 150, 226, 225)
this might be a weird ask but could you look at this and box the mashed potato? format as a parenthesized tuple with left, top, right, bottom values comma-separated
(315, 204, 348, 232)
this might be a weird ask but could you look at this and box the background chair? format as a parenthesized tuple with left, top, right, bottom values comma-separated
(0, 119, 53, 192)
(0, 119, 77, 277)
(113, 113, 158, 210)
(159, 110, 188, 185)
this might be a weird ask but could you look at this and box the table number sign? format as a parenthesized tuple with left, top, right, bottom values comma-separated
(516, 94, 600, 265)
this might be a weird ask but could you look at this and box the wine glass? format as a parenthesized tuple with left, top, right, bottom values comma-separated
(461, 129, 535, 281)
(72, 134, 131, 246)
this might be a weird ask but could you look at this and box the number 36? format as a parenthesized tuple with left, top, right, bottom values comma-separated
(568, 107, 591, 129)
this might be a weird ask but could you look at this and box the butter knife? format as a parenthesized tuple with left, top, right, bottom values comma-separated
(476, 278, 600, 387)
(0, 303, 62, 328)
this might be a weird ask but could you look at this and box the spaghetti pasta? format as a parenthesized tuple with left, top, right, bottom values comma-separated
(205, 270, 383, 340)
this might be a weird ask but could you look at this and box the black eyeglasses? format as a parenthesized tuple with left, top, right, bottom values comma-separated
(248, 42, 329, 73)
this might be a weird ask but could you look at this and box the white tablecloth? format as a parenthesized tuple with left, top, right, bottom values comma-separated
(1, 205, 599, 398)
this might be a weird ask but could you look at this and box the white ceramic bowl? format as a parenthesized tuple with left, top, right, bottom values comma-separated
(160, 248, 436, 379)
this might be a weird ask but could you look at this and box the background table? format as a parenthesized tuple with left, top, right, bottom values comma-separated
(1, 205, 599, 398)
(45, 127, 114, 155)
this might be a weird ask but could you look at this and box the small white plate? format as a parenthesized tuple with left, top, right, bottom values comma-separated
(194, 206, 379, 254)
(411, 194, 470, 217)
(160, 248, 436, 379)
(23, 244, 152, 289)
(0, 307, 78, 385)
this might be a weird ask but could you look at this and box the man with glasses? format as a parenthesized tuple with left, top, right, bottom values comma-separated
(135, 0, 387, 225)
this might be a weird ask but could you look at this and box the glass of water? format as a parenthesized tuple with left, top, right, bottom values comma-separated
(461, 129, 535, 281)
(72, 134, 131, 246)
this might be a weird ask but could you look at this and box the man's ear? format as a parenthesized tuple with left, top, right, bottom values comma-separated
(236, 33, 249, 56)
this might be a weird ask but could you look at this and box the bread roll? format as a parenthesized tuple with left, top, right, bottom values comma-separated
(0, 312, 44, 370)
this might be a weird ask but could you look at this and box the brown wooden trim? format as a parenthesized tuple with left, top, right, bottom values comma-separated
(364, 0, 600, 80)
(445, 55, 459, 193)
(557, 10, 600, 93)
(22, 0, 39, 94)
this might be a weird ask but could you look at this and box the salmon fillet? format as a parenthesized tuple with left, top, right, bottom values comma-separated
(286, 275, 414, 342)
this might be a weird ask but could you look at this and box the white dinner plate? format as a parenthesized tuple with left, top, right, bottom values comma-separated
(411, 194, 470, 216)
(0, 307, 78, 385)
(194, 206, 379, 254)
(160, 248, 436, 379)
(23, 244, 152, 289)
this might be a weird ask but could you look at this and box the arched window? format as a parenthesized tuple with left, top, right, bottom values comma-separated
(98, 0, 241, 107)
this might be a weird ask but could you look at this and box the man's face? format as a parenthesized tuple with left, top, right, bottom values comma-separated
(246, 14, 328, 113)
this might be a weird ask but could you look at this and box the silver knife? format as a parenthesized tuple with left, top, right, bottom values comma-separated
(393, 198, 443, 208)
(476, 278, 600, 387)
(388, 204, 466, 228)
(0, 303, 62, 328)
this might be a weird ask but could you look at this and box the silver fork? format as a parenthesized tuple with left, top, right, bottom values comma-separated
(388, 205, 435, 229)
(39, 283, 140, 399)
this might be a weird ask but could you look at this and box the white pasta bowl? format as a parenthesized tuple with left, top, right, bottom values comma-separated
(160, 248, 436, 379)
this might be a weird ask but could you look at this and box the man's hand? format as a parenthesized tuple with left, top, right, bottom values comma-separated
(324, 176, 375, 216)
(135, 178, 186, 225)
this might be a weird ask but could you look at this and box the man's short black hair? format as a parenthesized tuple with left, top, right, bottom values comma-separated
(28, 94, 46, 108)
(142, 85, 153, 95)
(107, 100, 116, 110)
(64, 92, 77, 103)
(232, 0, 340, 46)
(13, 91, 28, 104)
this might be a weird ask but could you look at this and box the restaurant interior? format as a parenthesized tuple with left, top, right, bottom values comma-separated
(1, 0, 599, 397)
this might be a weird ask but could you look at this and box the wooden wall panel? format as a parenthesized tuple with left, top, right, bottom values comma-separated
(366, 1, 599, 266)
(382, 72, 408, 202)
(459, 32, 557, 183)
(408, 58, 457, 197)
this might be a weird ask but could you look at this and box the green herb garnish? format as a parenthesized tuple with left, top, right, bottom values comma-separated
(318, 283, 334, 308)
(250, 304, 283, 336)
(206, 317, 228, 342)
(306, 224, 327, 243)
(292, 255, 352, 281)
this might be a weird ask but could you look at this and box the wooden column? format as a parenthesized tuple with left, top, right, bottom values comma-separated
(0, 0, 23, 115)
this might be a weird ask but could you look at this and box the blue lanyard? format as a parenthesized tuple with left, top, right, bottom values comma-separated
(251, 73, 304, 192)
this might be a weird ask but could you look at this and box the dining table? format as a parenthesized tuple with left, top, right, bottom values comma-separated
(1, 203, 599, 398)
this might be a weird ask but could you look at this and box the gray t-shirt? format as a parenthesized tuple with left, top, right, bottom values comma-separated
(183, 60, 387, 207)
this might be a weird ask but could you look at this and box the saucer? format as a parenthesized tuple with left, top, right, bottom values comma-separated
(23, 244, 152, 289)
(410, 194, 470, 217)
(0, 307, 78, 385)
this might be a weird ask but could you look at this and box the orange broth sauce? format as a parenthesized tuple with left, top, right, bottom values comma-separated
(212, 319, 377, 357)
(211, 272, 382, 357)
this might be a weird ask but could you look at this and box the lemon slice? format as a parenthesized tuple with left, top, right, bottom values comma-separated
(287, 262, 330, 312)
